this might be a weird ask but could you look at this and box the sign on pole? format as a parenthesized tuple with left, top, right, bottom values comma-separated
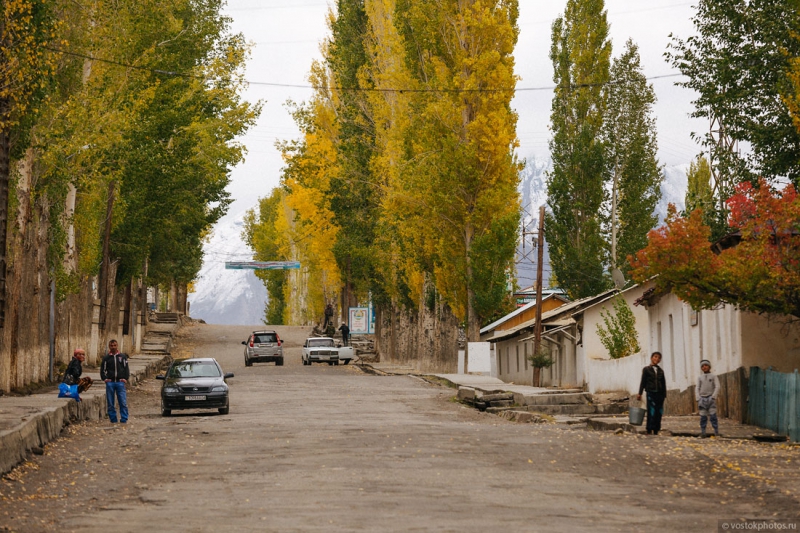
(348, 307, 374, 335)
(225, 261, 300, 270)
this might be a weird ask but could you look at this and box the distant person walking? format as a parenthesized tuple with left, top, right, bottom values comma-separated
(100, 340, 129, 424)
(696, 359, 720, 437)
(637, 351, 667, 435)
(323, 303, 334, 330)
(338, 322, 350, 346)
(63, 348, 93, 394)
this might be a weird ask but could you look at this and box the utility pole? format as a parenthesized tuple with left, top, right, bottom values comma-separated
(532, 206, 545, 387)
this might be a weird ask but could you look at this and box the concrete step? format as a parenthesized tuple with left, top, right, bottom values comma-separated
(524, 403, 627, 416)
(513, 392, 592, 406)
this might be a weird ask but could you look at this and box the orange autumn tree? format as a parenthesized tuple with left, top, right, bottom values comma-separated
(630, 178, 800, 317)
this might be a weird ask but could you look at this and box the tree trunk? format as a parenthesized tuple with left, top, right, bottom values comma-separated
(0, 102, 10, 329)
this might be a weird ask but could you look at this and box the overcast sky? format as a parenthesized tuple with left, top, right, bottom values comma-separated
(220, 0, 704, 220)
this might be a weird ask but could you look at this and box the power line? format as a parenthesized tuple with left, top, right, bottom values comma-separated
(45, 46, 684, 93)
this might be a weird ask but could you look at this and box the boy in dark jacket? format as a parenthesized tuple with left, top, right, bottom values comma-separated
(100, 339, 130, 424)
(637, 351, 667, 435)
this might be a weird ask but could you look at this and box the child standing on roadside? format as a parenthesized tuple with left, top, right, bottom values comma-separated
(637, 351, 667, 435)
(696, 359, 720, 437)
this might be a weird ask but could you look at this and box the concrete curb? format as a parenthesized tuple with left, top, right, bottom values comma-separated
(0, 353, 170, 475)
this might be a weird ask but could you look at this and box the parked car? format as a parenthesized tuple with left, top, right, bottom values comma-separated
(157, 358, 233, 416)
(242, 330, 284, 366)
(302, 337, 340, 365)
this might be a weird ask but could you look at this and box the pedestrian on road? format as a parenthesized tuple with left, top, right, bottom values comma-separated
(339, 322, 350, 346)
(637, 351, 667, 435)
(100, 339, 129, 424)
(323, 303, 334, 330)
(696, 359, 720, 438)
(63, 348, 93, 394)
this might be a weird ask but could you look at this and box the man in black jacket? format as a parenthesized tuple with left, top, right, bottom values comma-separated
(100, 340, 130, 424)
(338, 322, 350, 346)
(637, 351, 667, 435)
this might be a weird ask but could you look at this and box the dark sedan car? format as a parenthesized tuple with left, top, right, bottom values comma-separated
(157, 358, 233, 416)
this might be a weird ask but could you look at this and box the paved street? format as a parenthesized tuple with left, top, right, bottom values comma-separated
(1, 323, 799, 532)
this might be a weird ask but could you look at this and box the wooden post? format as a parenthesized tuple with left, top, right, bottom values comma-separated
(532, 206, 545, 387)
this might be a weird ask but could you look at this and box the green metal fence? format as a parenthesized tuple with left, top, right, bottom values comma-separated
(748, 367, 800, 442)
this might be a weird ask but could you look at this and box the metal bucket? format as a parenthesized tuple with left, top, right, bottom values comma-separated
(629, 406, 645, 426)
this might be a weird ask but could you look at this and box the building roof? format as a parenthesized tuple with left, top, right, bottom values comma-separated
(480, 293, 570, 335)
(485, 289, 618, 343)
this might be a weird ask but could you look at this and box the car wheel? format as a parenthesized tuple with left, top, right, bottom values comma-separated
(334, 360, 339, 366)
(328, 361, 334, 366)
(276, 358, 284, 366)
(245, 357, 253, 367)
(218, 405, 229, 415)
(161, 401, 171, 417)
(343, 359, 350, 365)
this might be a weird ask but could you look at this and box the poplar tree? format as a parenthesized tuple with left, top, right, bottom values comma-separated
(604, 40, 661, 276)
(395, 0, 521, 341)
(684, 155, 713, 214)
(326, 0, 379, 306)
(546, 0, 612, 299)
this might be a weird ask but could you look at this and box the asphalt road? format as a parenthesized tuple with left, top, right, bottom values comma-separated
(1, 323, 798, 532)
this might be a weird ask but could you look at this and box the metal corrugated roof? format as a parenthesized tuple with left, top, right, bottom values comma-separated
(479, 293, 568, 335)
(485, 289, 618, 343)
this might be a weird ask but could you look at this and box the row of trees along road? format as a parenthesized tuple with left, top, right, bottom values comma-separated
(632, 0, 800, 318)
(245, 0, 522, 350)
(0, 0, 257, 386)
(547, 0, 662, 300)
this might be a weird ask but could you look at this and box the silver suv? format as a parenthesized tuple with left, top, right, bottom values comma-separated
(242, 331, 284, 366)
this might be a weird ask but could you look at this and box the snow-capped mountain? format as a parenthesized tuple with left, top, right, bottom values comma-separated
(515, 155, 689, 288)
(187, 210, 267, 326)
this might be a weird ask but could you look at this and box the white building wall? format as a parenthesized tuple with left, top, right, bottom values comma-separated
(585, 293, 745, 394)
(581, 285, 651, 363)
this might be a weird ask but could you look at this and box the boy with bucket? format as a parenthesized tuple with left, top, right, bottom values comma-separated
(637, 351, 667, 435)
(696, 359, 720, 437)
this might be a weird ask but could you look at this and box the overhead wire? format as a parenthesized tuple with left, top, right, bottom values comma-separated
(44, 46, 685, 94)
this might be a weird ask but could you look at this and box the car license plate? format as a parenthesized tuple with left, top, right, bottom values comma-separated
(185, 395, 206, 401)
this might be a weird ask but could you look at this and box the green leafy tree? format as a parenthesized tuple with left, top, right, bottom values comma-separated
(684, 155, 713, 214)
(394, 0, 522, 341)
(604, 39, 662, 277)
(667, 0, 800, 186)
(596, 295, 640, 359)
(326, 0, 379, 306)
(546, 0, 612, 299)
(243, 188, 288, 325)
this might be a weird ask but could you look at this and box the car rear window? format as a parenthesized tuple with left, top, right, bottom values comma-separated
(169, 362, 221, 378)
(254, 333, 278, 344)
(309, 339, 335, 347)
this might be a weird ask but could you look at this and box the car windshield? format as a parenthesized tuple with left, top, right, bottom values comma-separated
(253, 333, 277, 343)
(309, 339, 335, 348)
(168, 362, 221, 378)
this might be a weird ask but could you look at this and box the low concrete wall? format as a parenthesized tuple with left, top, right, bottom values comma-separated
(0, 353, 169, 475)
(585, 352, 648, 394)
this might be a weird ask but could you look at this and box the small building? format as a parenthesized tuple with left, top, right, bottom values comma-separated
(484, 291, 615, 386)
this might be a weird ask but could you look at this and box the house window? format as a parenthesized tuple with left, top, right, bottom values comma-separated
(669, 314, 676, 383)
(516, 345, 520, 372)
(656, 321, 662, 353)
(498, 345, 502, 374)
(524, 342, 528, 370)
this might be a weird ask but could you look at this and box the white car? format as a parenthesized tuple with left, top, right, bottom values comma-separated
(302, 337, 354, 366)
